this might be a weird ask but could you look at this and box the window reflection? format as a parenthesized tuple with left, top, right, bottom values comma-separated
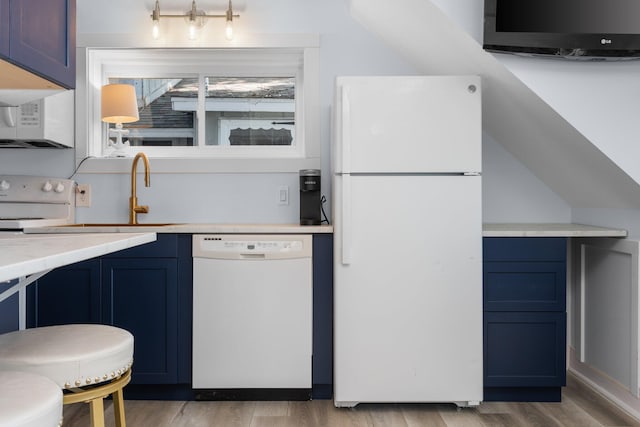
(108, 77, 295, 147)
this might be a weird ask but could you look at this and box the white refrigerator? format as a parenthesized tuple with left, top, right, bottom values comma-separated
(332, 76, 483, 408)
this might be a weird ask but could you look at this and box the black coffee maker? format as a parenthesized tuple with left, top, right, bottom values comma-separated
(299, 169, 321, 225)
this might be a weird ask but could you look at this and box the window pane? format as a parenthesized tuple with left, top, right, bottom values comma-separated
(204, 77, 295, 146)
(108, 77, 197, 147)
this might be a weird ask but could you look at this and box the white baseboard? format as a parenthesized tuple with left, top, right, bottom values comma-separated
(569, 347, 640, 423)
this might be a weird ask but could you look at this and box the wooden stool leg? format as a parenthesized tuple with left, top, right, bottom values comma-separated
(89, 397, 106, 427)
(113, 387, 127, 427)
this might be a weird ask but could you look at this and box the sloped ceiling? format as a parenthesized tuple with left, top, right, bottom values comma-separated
(349, 0, 640, 209)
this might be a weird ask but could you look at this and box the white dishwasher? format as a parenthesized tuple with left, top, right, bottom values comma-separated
(192, 234, 313, 400)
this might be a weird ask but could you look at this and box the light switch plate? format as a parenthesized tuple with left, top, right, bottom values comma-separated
(278, 186, 289, 205)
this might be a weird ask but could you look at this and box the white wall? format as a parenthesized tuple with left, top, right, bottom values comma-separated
(497, 55, 640, 187)
(499, 54, 640, 235)
(429, 0, 640, 186)
(447, 1, 640, 232)
(427, 0, 640, 233)
(483, 134, 570, 223)
(0, 0, 568, 224)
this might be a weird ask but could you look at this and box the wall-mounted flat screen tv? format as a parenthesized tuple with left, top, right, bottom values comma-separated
(483, 0, 640, 59)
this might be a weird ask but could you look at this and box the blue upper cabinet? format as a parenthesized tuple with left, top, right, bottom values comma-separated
(1, 0, 75, 89)
(0, 1, 9, 57)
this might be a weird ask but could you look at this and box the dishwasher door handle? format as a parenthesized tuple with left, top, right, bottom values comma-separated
(240, 253, 266, 259)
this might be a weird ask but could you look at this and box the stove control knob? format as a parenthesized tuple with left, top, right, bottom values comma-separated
(0, 180, 9, 191)
(42, 181, 53, 192)
(54, 182, 65, 193)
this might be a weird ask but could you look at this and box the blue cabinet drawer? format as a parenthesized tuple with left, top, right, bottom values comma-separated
(484, 237, 566, 262)
(484, 311, 566, 388)
(484, 261, 566, 311)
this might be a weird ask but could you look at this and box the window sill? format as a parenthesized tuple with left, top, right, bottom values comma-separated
(75, 156, 321, 174)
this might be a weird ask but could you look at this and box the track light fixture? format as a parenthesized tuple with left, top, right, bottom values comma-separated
(151, 0, 239, 41)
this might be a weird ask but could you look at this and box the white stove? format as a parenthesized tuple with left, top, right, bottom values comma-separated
(0, 175, 75, 230)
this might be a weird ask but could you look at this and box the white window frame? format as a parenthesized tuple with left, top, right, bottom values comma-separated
(75, 34, 320, 174)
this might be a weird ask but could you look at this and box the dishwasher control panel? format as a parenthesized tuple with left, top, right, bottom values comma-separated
(193, 234, 312, 260)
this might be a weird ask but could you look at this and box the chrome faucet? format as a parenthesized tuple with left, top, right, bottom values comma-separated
(129, 152, 151, 224)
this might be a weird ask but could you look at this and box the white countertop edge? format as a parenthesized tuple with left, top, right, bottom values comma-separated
(21, 222, 627, 237)
(0, 232, 156, 283)
(25, 224, 334, 234)
(482, 223, 628, 237)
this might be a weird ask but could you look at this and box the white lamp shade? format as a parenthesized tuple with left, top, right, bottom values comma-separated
(101, 84, 140, 124)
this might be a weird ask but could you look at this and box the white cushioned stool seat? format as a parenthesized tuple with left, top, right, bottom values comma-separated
(0, 371, 63, 427)
(0, 324, 134, 427)
(0, 324, 133, 389)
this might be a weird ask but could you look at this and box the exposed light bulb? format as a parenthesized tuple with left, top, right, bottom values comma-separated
(150, 1, 240, 42)
(225, 0, 234, 40)
(152, 21, 160, 39)
(225, 19, 233, 40)
(151, 0, 161, 40)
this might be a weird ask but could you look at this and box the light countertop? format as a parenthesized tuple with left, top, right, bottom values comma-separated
(25, 223, 334, 234)
(482, 223, 627, 237)
(0, 232, 156, 283)
(23, 222, 627, 238)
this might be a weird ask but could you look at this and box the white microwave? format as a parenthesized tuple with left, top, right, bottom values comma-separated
(0, 90, 74, 148)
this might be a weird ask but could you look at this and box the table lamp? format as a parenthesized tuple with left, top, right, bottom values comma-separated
(101, 84, 140, 157)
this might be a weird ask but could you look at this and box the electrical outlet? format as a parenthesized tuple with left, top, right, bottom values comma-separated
(277, 186, 289, 206)
(76, 184, 91, 207)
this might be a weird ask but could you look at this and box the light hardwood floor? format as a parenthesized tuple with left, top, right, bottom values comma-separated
(62, 373, 640, 426)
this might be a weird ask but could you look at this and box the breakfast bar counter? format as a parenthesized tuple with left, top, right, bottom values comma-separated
(0, 232, 156, 300)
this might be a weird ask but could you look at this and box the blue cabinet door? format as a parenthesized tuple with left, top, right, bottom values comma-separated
(27, 259, 101, 327)
(0, 0, 9, 56)
(0, 280, 19, 333)
(312, 233, 333, 399)
(102, 258, 179, 385)
(7, 0, 76, 88)
(175, 234, 193, 384)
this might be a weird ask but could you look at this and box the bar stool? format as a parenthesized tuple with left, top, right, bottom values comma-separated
(0, 371, 62, 427)
(0, 324, 134, 427)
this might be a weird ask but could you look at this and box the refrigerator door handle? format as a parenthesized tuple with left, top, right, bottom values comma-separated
(341, 86, 351, 174)
(340, 86, 353, 265)
(341, 173, 352, 265)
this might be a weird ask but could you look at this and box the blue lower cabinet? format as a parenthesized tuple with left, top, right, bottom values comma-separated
(27, 234, 192, 398)
(25, 232, 332, 401)
(312, 233, 333, 399)
(483, 237, 567, 402)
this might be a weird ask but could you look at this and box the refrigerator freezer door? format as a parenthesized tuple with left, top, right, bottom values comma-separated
(333, 76, 481, 174)
(333, 174, 483, 406)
